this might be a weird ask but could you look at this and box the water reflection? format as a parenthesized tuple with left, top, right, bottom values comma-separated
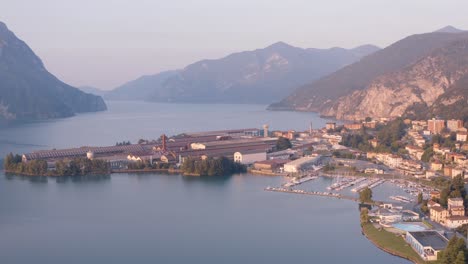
(55, 175, 111, 184)
(181, 174, 233, 186)
(4, 173, 110, 184)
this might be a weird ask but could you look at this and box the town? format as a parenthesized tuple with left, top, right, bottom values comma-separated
(4, 116, 468, 263)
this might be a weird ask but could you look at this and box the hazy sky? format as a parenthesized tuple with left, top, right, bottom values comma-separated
(2, 0, 468, 90)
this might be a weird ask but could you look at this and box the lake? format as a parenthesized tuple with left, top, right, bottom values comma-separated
(0, 101, 409, 264)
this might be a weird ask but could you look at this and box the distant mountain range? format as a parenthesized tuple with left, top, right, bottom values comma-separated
(105, 42, 380, 103)
(270, 26, 468, 122)
(78, 86, 107, 97)
(0, 22, 106, 120)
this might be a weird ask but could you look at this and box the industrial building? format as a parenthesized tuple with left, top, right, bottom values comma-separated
(233, 150, 267, 165)
(283, 155, 322, 173)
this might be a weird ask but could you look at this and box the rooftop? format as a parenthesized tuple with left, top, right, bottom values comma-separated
(408, 231, 448, 250)
(448, 197, 464, 202)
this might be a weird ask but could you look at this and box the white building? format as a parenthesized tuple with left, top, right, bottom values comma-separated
(405, 231, 448, 261)
(283, 155, 322, 173)
(234, 150, 267, 165)
(445, 216, 468, 229)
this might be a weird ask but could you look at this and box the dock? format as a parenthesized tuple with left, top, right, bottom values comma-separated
(265, 187, 359, 202)
(283, 174, 318, 188)
(351, 178, 386, 193)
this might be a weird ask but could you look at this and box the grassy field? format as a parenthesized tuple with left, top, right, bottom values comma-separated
(362, 223, 435, 264)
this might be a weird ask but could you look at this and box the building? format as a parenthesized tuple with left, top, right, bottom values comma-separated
(325, 122, 336, 130)
(445, 216, 468, 228)
(253, 159, 288, 172)
(370, 208, 402, 224)
(412, 120, 427, 130)
(344, 123, 363, 130)
(457, 131, 468, 142)
(427, 118, 445, 134)
(430, 191, 441, 200)
(430, 206, 449, 223)
(431, 161, 443, 171)
(185, 128, 261, 138)
(405, 145, 424, 160)
(369, 139, 379, 148)
(405, 231, 448, 261)
(447, 119, 464, 131)
(428, 200, 441, 209)
(448, 197, 464, 209)
(283, 155, 322, 173)
(364, 168, 384, 174)
(233, 150, 267, 165)
(363, 121, 377, 129)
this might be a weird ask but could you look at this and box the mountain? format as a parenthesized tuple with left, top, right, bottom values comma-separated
(322, 38, 468, 120)
(271, 30, 468, 120)
(435, 25, 465, 33)
(78, 86, 107, 97)
(105, 71, 178, 100)
(0, 22, 106, 120)
(107, 42, 380, 104)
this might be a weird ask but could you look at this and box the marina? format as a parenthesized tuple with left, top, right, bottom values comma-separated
(265, 186, 359, 202)
(283, 174, 318, 188)
(351, 178, 386, 193)
(389, 195, 414, 203)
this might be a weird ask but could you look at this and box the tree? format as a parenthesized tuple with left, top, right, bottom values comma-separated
(359, 187, 373, 203)
(417, 192, 423, 204)
(440, 236, 467, 264)
(276, 137, 292, 151)
(454, 251, 466, 264)
(360, 208, 369, 224)
(421, 147, 434, 162)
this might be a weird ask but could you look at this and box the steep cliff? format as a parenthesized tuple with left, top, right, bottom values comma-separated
(0, 22, 107, 120)
(271, 31, 468, 116)
(323, 39, 468, 120)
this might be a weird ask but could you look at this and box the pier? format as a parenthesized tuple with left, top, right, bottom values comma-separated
(283, 174, 318, 188)
(265, 187, 360, 202)
(351, 178, 386, 193)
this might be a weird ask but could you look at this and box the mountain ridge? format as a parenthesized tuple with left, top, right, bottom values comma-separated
(270, 30, 468, 118)
(107, 42, 380, 104)
(0, 22, 107, 120)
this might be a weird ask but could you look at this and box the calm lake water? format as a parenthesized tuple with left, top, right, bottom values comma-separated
(0, 101, 409, 264)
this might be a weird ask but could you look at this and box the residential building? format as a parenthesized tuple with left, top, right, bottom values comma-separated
(448, 197, 464, 209)
(427, 118, 445, 134)
(405, 231, 448, 261)
(411, 120, 427, 130)
(456, 131, 467, 142)
(427, 200, 440, 208)
(445, 216, 468, 229)
(447, 119, 464, 131)
(431, 161, 443, 171)
(325, 122, 336, 130)
(430, 206, 449, 223)
(344, 123, 363, 130)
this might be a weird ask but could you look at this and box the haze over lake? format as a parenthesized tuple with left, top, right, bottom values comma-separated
(0, 102, 408, 264)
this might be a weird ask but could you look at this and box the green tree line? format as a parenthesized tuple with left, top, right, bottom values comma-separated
(181, 156, 246, 176)
(4, 153, 109, 176)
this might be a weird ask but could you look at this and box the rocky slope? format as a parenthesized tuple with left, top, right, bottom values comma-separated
(324, 39, 468, 120)
(0, 22, 106, 120)
(271, 29, 468, 120)
(107, 42, 379, 104)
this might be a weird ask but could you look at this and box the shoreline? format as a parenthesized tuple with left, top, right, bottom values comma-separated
(361, 223, 425, 264)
